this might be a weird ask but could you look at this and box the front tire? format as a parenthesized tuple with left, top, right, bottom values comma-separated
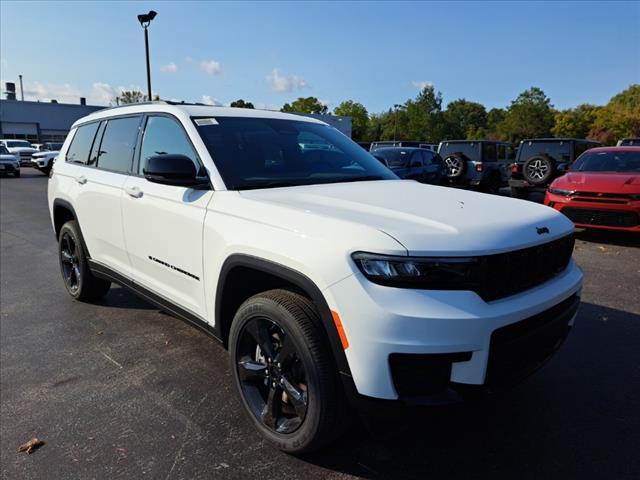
(229, 289, 346, 454)
(58, 220, 111, 301)
(14, 170, 20, 178)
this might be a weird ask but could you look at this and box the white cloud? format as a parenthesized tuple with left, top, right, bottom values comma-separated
(412, 80, 433, 90)
(200, 60, 221, 75)
(0, 78, 157, 106)
(91, 82, 118, 104)
(18, 81, 82, 103)
(266, 68, 308, 93)
(160, 62, 178, 73)
(202, 95, 222, 106)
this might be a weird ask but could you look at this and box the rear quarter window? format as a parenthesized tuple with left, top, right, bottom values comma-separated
(66, 122, 100, 164)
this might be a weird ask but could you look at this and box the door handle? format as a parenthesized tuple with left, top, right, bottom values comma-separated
(125, 186, 143, 198)
(75, 175, 87, 185)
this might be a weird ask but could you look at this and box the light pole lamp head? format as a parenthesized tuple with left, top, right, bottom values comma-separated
(137, 10, 157, 28)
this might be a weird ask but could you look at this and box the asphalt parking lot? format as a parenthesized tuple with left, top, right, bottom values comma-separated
(1, 170, 639, 480)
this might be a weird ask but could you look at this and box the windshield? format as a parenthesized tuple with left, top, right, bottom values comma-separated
(0, 145, 9, 154)
(372, 149, 412, 168)
(438, 142, 480, 160)
(44, 143, 63, 151)
(572, 150, 640, 172)
(6, 140, 32, 148)
(194, 117, 397, 190)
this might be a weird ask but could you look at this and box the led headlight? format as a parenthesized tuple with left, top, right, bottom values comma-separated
(351, 252, 480, 290)
(548, 188, 575, 196)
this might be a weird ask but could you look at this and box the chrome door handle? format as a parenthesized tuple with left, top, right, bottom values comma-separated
(75, 175, 87, 185)
(125, 186, 143, 198)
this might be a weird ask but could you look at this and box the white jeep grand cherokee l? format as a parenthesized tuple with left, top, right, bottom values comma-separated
(48, 102, 582, 453)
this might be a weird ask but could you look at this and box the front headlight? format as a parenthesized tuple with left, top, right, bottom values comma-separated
(548, 188, 574, 196)
(351, 252, 480, 289)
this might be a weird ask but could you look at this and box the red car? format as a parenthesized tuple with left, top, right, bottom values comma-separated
(544, 146, 640, 233)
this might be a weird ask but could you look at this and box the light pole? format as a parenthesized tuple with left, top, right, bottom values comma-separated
(137, 10, 157, 102)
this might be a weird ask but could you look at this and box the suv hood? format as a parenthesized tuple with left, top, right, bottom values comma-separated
(32, 150, 59, 159)
(7, 147, 36, 154)
(239, 180, 574, 256)
(553, 172, 640, 194)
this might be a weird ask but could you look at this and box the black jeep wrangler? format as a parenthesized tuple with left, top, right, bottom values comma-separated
(509, 138, 601, 198)
(438, 140, 514, 194)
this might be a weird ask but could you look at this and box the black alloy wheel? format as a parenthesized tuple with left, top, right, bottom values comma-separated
(236, 316, 309, 434)
(60, 231, 81, 293)
(229, 289, 347, 453)
(58, 220, 111, 301)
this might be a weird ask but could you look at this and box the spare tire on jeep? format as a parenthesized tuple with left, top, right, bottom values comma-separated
(444, 154, 467, 179)
(523, 155, 555, 185)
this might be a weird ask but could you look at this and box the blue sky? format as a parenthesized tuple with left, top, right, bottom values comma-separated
(1, 1, 639, 112)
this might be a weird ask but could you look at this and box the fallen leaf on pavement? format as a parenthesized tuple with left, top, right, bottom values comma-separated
(598, 246, 608, 252)
(18, 438, 45, 454)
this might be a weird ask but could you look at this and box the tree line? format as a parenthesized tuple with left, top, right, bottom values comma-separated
(118, 83, 639, 146)
(232, 84, 639, 146)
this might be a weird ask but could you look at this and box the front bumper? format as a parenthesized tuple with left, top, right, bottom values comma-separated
(546, 192, 640, 232)
(324, 260, 583, 401)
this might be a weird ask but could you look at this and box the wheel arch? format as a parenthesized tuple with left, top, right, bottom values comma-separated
(52, 199, 91, 258)
(215, 254, 353, 381)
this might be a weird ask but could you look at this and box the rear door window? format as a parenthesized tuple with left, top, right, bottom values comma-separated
(66, 122, 100, 164)
(96, 116, 142, 173)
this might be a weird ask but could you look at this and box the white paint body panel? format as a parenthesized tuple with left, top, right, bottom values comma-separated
(48, 103, 583, 401)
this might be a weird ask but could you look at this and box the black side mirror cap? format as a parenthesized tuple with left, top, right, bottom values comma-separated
(143, 154, 206, 187)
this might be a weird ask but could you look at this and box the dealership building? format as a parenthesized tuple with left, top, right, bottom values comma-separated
(1, 96, 351, 144)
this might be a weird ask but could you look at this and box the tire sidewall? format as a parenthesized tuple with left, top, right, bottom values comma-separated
(58, 221, 87, 299)
(229, 296, 327, 452)
(444, 154, 467, 179)
(523, 156, 555, 185)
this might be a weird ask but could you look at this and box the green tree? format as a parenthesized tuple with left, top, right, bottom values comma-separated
(552, 104, 601, 139)
(334, 100, 369, 141)
(499, 87, 555, 143)
(118, 90, 146, 104)
(588, 84, 640, 144)
(396, 85, 446, 142)
(230, 99, 255, 109)
(281, 97, 328, 114)
(443, 99, 487, 139)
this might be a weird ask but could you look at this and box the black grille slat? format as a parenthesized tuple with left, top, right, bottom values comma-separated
(562, 208, 639, 227)
(477, 235, 574, 302)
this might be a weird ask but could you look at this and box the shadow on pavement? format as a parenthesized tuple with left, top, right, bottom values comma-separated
(301, 302, 640, 479)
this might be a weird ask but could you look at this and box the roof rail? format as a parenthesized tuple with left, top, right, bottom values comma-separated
(94, 100, 169, 113)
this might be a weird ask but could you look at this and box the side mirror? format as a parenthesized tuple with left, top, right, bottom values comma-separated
(143, 154, 203, 187)
(557, 163, 569, 173)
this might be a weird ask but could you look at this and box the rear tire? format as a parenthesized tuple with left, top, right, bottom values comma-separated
(58, 220, 111, 301)
(229, 289, 347, 454)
